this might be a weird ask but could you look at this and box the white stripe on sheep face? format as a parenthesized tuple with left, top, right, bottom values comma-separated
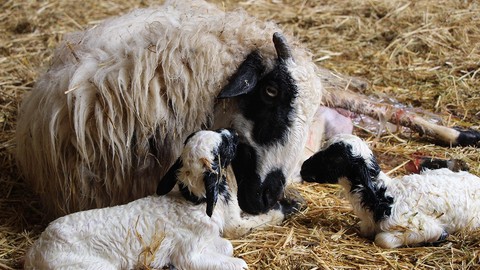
(301, 134, 480, 248)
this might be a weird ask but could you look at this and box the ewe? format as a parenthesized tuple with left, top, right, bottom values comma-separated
(16, 0, 322, 218)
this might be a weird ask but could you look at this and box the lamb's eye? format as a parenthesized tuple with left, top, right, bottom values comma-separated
(265, 86, 278, 98)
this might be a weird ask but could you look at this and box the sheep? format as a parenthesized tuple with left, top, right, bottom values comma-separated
(15, 0, 322, 218)
(25, 128, 292, 270)
(300, 133, 480, 248)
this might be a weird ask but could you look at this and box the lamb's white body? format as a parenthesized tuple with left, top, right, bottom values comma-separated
(25, 188, 284, 269)
(344, 168, 480, 248)
(25, 195, 247, 270)
(24, 130, 284, 269)
(301, 134, 480, 248)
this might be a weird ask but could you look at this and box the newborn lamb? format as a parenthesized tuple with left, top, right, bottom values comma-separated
(25, 129, 248, 270)
(300, 134, 480, 248)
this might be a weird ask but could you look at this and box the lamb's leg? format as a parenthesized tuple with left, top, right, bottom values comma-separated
(175, 250, 248, 270)
(63, 260, 117, 270)
(374, 225, 448, 248)
(29, 255, 118, 270)
(25, 242, 118, 270)
(211, 237, 235, 256)
(322, 88, 480, 147)
(223, 199, 297, 238)
(374, 231, 407, 248)
(223, 208, 284, 238)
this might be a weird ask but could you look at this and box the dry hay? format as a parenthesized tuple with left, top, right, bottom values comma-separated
(1, 0, 479, 269)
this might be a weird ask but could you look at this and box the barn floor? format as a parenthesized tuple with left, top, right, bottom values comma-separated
(1, 0, 479, 269)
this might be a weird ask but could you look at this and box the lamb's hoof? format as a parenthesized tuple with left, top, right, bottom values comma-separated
(424, 231, 450, 247)
(454, 127, 480, 147)
(271, 185, 306, 216)
(278, 193, 306, 217)
(438, 230, 449, 242)
(277, 198, 299, 216)
(283, 185, 307, 209)
(163, 264, 177, 270)
(273, 185, 306, 216)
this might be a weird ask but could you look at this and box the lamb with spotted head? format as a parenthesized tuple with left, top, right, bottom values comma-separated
(300, 134, 480, 248)
(25, 129, 291, 269)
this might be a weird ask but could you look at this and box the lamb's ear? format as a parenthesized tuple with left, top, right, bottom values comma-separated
(204, 170, 220, 217)
(356, 155, 393, 220)
(156, 159, 182, 195)
(356, 155, 382, 194)
(217, 51, 265, 98)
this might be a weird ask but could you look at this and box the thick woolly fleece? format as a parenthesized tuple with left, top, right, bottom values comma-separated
(16, 0, 322, 217)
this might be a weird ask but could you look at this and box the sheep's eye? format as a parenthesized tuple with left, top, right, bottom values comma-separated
(265, 86, 278, 98)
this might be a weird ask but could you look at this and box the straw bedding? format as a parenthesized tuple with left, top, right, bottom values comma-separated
(1, 0, 479, 269)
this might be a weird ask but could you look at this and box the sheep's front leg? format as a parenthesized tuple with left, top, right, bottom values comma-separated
(211, 237, 235, 256)
(223, 198, 297, 238)
(26, 253, 118, 270)
(175, 250, 248, 270)
(324, 88, 480, 146)
(374, 231, 410, 248)
(223, 209, 284, 238)
(375, 225, 448, 248)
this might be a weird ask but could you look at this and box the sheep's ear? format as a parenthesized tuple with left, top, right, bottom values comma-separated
(356, 155, 381, 191)
(217, 51, 265, 98)
(156, 159, 182, 195)
(204, 171, 220, 217)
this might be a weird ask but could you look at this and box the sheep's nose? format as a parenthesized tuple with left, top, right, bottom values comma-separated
(237, 168, 286, 214)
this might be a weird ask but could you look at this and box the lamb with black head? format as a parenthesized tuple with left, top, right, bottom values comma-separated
(301, 134, 480, 248)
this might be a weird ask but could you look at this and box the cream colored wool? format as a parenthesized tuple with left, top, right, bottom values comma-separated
(16, 0, 322, 217)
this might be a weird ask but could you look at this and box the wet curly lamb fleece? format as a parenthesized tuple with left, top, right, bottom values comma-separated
(16, 0, 322, 218)
(26, 129, 287, 269)
(301, 134, 480, 248)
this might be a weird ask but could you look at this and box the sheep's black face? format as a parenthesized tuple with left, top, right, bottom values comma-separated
(301, 133, 384, 186)
(238, 60, 297, 146)
(301, 139, 381, 186)
(157, 128, 239, 217)
(234, 50, 303, 213)
(302, 134, 392, 222)
(204, 128, 239, 217)
(217, 33, 317, 214)
(232, 53, 298, 214)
